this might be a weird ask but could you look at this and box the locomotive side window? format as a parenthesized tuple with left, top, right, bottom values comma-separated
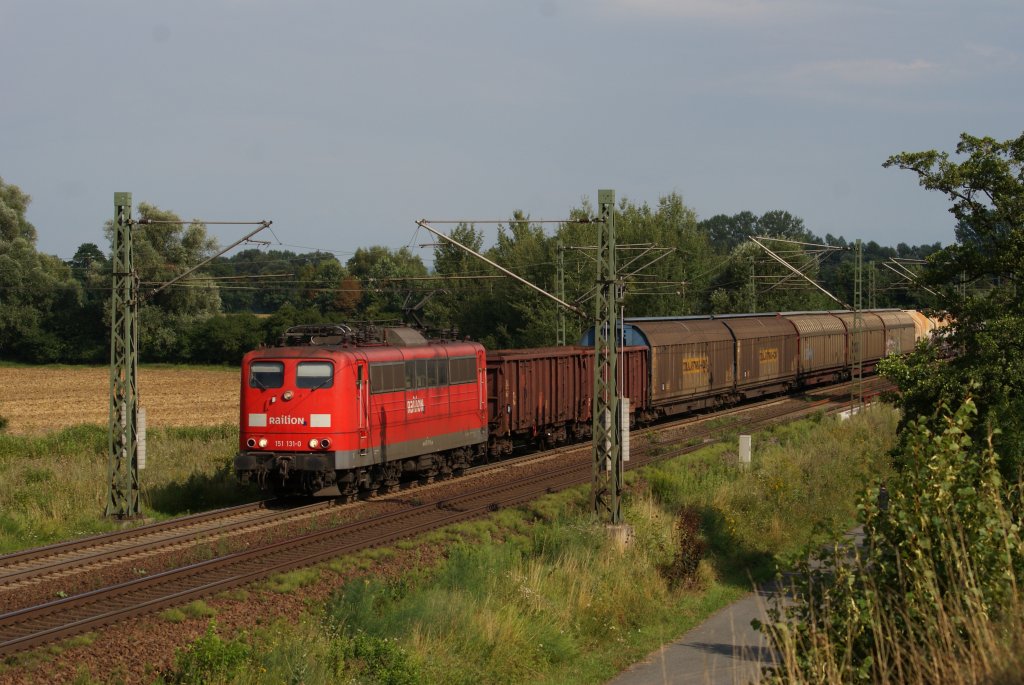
(296, 361, 334, 389)
(370, 362, 404, 394)
(404, 359, 431, 389)
(429, 358, 448, 386)
(400, 359, 431, 389)
(249, 361, 284, 389)
(370, 364, 384, 392)
(370, 358, 464, 392)
(449, 356, 476, 385)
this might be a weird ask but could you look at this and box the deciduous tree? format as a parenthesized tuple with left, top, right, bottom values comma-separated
(881, 132, 1024, 476)
(0, 178, 86, 362)
(104, 203, 221, 361)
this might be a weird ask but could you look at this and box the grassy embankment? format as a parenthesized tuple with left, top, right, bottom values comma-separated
(156, 406, 898, 685)
(0, 423, 258, 554)
(0, 362, 250, 553)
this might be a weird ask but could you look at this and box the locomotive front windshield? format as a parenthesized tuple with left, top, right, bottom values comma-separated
(296, 361, 334, 389)
(249, 361, 284, 388)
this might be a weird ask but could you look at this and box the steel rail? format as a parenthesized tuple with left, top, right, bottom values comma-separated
(0, 463, 588, 655)
(0, 387, 882, 658)
(0, 500, 332, 588)
(0, 502, 270, 568)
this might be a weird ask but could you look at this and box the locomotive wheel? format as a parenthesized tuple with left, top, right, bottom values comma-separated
(371, 463, 402, 495)
(336, 480, 358, 503)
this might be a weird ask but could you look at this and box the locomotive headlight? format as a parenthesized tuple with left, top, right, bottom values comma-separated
(320, 438, 331, 449)
(308, 438, 319, 449)
(246, 438, 256, 448)
(283, 391, 294, 401)
(258, 438, 268, 448)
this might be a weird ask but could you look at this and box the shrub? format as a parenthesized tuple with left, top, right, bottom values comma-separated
(167, 621, 250, 685)
(760, 397, 1024, 684)
(343, 631, 421, 685)
(659, 506, 707, 589)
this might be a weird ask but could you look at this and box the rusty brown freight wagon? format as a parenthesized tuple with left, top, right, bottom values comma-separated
(623, 317, 736, 417)
(905, 309, 952, 344)
(485, 345, 648, 457)
(719, 315, 800, 399)
(831, 311, 886, 372)
(783, 311, 848, 385)
(875, 309, 917, 356)
(905, 309, 938, 342)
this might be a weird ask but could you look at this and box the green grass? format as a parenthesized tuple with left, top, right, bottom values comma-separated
(160, 608, 189, 624)
(0, 631, 98, 675)
(183, 600, 218, 619)
(158, 405, 898, 685)
(265, 567, 321, 594)
(214, 589, 250, 602)
(160, 601, 218, 624)
(0, 423, 261, 554)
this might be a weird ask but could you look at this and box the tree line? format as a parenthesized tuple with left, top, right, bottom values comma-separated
(0, 181, 942, 366)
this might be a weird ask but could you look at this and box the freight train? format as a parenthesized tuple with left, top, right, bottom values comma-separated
(234, 310, 942, 497)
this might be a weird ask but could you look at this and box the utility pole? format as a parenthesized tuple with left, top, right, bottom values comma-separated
(107, 192, 140, 518)
(590, 189, 623, 524)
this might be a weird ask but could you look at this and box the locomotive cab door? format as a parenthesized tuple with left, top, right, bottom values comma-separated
(356, 361, 369, 456)
(478, 349, 487, 423)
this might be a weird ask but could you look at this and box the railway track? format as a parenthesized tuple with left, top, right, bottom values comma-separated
(0, 500, 344, 591)
(0, 379, 889, 658)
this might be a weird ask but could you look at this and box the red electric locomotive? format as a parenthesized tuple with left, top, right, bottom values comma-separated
(235, 325, 488, 498)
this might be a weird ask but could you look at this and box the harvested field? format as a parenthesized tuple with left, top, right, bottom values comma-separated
(0, 365, 239, 435)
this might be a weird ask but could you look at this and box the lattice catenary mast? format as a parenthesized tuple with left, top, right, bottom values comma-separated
(105, 194, 271, 518)
(590, 190, 624, 524)
(107, 193, 140, 518)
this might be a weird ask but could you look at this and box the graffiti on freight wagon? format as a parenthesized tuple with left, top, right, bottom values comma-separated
(682, 357, 709, 374)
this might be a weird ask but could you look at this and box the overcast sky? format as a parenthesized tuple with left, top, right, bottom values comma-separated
(2, 0, 1021, 263)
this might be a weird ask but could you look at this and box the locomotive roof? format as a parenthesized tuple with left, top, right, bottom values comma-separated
(279, 324, 435, 347)
(247, 338, 482, 362)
